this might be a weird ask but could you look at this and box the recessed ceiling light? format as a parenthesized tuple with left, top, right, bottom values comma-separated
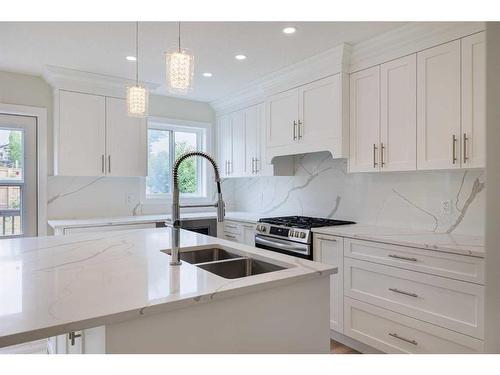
(126, 56, 137, 61)
(203, 72, 213, 77)
(282, 27, 296, 35)
(235, 54, 247, 61)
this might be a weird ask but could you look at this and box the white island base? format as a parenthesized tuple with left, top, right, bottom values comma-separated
(56, 276, 330, 354)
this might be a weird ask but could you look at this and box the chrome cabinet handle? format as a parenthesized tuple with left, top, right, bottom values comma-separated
(316, 236, 337, 242)
(452, 134, 457, 164)
(68, 331, 82, 346)
(251, 158, 254, 174)
(389, 288, 418, 298)
(463, 133, 469, 164)
(101, 155, 105, 174)
(388, 333, 418, 346)
(229, 160, 232, 174)
(225, 234, 237, 239)
(254, 157, 259, 173)
(293, 120, 297, 141)
(298, 120, 303, 140)
(388, 254, 418, 262)
(108, 155, 111, 174)
(380, 142, 385, 167)
(373, 144, 378, 168)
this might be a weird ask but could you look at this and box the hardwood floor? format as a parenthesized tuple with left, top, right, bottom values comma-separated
(330, 339, 360, 354)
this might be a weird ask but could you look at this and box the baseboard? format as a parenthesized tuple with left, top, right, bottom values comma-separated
(330, 330, 383, 354)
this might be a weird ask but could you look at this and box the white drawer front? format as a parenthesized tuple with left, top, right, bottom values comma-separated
(222, 232, 243, 243)
(344, 238, 484, 284)
(344, 258, 484, 338)
(223, 221, 242, 235)
(344, 297, 483, 353)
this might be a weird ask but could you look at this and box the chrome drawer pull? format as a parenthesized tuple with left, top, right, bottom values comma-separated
(389, 288, 418, 298)
(317, 236, 337, 242)
(389, 333, 418, 346)
(388, 254, 418, 262)
(225, 234, 236, 239)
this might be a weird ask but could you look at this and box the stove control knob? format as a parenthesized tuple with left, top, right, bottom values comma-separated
(257, 224, 266, 232)
(299, 232, 306, 239)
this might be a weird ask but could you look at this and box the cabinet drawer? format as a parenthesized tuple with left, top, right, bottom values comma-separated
(344, 258, 484, 338)
(221, 232, 243, 243)
(344, 238, 484, 284)
(223, 221, 242, 235)
(344, 297, 483, 353)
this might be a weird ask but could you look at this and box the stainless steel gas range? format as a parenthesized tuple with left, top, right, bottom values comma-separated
(255, 216, 355, 260)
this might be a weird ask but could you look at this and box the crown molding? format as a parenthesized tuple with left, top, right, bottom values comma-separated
(43, 65, 161, 98)
(350, 22, 486, 73)
(210, 43, 351, 114)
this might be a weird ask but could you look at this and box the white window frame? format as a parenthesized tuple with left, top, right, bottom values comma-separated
(140, 117, 214, 206)
(0, 103, 47, 237)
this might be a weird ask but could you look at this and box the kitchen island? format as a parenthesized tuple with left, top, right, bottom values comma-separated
(0, 228, 335, 353)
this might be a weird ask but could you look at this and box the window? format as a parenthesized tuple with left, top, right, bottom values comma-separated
(146, 119, 208, 200)
(0, 113, 37, 238)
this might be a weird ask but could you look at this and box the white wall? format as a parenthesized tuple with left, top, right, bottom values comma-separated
(485, 22, 500, 353)
(224, 152, 485, 235)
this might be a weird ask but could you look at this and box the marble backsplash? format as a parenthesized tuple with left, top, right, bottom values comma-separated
(47, 152, 485, 236)
(223, 152, 485, 236)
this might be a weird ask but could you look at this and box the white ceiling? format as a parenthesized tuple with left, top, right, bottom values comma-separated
(0, 22, 406, 102)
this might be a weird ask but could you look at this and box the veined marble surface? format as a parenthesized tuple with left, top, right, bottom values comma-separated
(0, 228, 334, 348)
(224, 152, 485, 236)
(48, 211, 260, 230)
(312, 224, 485, 258)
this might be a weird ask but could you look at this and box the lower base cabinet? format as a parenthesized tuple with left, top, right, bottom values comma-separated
(344, 297, 484, 354)
(218, 220, 256, 246)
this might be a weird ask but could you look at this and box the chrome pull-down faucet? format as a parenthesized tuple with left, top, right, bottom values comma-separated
(170, 151, 225, 266)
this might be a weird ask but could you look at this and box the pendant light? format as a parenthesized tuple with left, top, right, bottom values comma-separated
(127, 21, 149, 117)
(165, 22, 194, 94)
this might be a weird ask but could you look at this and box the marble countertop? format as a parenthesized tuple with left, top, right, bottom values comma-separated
(0, 228, 334, 348)
(312, 224, 485, 258)
(48, 211, 261, 229)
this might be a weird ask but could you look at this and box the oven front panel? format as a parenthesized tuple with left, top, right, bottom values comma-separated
(255, 234, 312, 260)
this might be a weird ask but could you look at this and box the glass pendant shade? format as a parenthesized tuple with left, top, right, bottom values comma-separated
(166, 48, 194, 94)
(126, 85, 148, 117)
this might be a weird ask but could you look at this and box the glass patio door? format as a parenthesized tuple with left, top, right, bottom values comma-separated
(0, 113, 37, 238)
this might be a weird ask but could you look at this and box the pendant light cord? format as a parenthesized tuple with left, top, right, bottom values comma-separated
(178, 21, 181, 52)
(135, 21, 139, 86)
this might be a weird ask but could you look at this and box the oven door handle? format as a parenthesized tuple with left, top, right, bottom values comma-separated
(255, 235, 309, 255)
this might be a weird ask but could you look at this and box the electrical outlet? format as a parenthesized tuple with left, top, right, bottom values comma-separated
(441, 200, 452, 215)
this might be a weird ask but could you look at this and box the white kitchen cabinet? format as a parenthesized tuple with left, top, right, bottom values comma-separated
(105, 97, 147, 177)
(350, 56, 417, 173)
(313, 234, 344, 333)
(380, 54, 417, 171)
(56, 90, 106, 176)
(266, 75, 347, 163)
(461, 31, 486, 169)
(299, 75, 342, 146)
(55, 90, 148, 177)
(217, 114, 233, 178)
(349, 66, 380, 172)
(417, 40, 461, 170)
(266, 89, 299, 148)
(244, 105, 260, 175)
(231, 110, 246, 177)
(241, 223, 256, 246)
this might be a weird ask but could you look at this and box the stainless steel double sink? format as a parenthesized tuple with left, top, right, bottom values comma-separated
(163, 247, 286, 279)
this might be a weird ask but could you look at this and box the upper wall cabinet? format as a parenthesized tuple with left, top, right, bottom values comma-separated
(349, 32, 485, 173)
(265, 74, 348, 163)
(417, 40, 462, 170)
(461, 32, 486, 169)
(55, 90, 147, 177)
(349, 66, 381, 172)
(217, 103, 293, 178)
(105, 97, 147, 177)
(349, 55, 417, 173)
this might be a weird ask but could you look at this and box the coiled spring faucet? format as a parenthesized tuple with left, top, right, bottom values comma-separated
(170, 151, 225, 265)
